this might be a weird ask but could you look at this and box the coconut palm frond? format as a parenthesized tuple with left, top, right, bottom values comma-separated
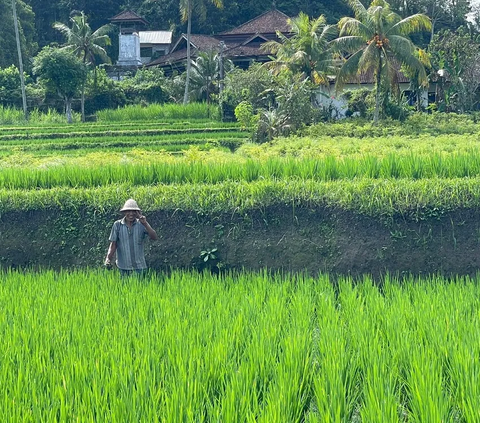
(388, 34, 415, 57)
(330, 36, 366, 54)
(388, 14, 431, 36)
(358, 41, 379, 74)
(347, 0, 369, 21)
(338, 18, 371, 38)
(335, 49, 364, 89)
(261, 40, 283, 54)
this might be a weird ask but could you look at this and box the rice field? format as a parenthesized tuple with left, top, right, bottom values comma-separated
(1, 269, 479, 422)
(2, 106, 480, 421)
(3, 152, 480, 189)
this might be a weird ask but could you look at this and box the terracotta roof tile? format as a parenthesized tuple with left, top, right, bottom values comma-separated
(220, 9, 290, 35)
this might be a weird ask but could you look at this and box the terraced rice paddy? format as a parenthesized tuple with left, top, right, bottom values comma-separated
(2, 106, 480, 421)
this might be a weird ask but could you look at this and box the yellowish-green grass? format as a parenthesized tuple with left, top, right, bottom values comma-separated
(238, 133, 480, 159)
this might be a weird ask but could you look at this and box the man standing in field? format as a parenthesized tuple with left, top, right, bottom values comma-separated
(104, 199, 158, 277)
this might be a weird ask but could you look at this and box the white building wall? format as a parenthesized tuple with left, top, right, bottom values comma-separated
(117, 33, 142, 66)
(315, 83, 430, 118)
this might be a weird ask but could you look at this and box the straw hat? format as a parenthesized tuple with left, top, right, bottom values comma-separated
(120, 199, 141, 212)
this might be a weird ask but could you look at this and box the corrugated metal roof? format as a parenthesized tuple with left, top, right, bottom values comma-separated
(139, 31, 172, 44)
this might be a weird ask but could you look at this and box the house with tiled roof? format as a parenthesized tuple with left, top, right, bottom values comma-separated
(147, 9, 292, 73)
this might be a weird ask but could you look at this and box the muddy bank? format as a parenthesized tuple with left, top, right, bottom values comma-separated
(1, 206, 479, 277)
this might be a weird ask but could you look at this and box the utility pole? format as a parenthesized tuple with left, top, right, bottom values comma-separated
(11, 0, 27, 120)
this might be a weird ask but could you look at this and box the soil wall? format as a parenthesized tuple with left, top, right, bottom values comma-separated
(1, 206, 479, 277)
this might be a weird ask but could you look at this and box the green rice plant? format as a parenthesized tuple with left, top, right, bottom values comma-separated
(258, 280, 314, 423)
(1, 177, 480, 218)
(380, 153, 406, 179)
(308, 277, 362, 422)
(406, 347, 453, 422)
(1, 270, 480, 420)
(0, 105, 27, 124)
(96, 103, 216, 122)
(359, 155, 381, 178)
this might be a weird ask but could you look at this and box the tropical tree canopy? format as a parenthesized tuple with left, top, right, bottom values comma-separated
(33, 46, 87, 123)
(332, 0, 431, 122)
(189, 49, 233, 103)
(262, 12, 337, 85)
(53, 11, 111, 66)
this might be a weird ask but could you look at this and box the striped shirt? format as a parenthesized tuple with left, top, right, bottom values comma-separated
(109, 217, 149, 270)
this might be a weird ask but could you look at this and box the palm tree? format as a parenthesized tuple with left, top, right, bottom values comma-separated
(179, 0, 223, 105)
(333, 0, 431, 123)
(53, 12, 111, 121)
(11, 0, 27, 119)
(189, 49, 233, 104)
(262, 12, 337, 86)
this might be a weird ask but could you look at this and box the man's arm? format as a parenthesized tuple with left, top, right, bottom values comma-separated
(138, 214, 158, 240)
(105, 241, 117, 265)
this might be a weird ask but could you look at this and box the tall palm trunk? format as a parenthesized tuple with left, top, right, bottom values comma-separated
(183, 0, 192, 105)
(81, 84, 85, 122)
(374, 56, 383, 125)
(11, 0, 27, 120)
(65, 97, 73, 124)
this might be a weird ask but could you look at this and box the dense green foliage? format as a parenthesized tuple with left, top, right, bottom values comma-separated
(33, 47, 87, 123)
(1, 0, 478, 125)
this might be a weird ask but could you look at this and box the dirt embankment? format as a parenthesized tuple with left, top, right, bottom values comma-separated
(1, 206, 479, 277)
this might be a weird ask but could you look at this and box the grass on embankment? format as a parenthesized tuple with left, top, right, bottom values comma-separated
(0, 102, 218, 125)
(0, 177, 478, 221)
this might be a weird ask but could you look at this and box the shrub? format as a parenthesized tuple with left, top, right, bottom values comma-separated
(119, 68, 172, 105)
(84, 68, 126, 114)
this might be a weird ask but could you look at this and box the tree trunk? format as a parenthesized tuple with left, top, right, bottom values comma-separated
(183, 0, 192, 105)
(374, 58, 382, 125)
(81, 84, 85, 122)
(65, 97, 73, 124)
(11, 0, 27, 120)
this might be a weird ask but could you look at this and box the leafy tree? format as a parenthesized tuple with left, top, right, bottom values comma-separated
(220, 62, 274, 119)
(119, 68, 172, 104)
(0, 65, 32, 108)
(180, 0, 223, 104)
(53, 11, 111, 121)
(33, 47, 87, 123)
(262, 12, 337, 85)
(0, 0, 37, 68)
(333, 0, 431, 124)
(84, 67, 126, 113)
(429, 28, 480, 112)
(258, 72, 319, 137)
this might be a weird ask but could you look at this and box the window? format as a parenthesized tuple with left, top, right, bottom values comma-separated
(141, 47, 153, 57)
